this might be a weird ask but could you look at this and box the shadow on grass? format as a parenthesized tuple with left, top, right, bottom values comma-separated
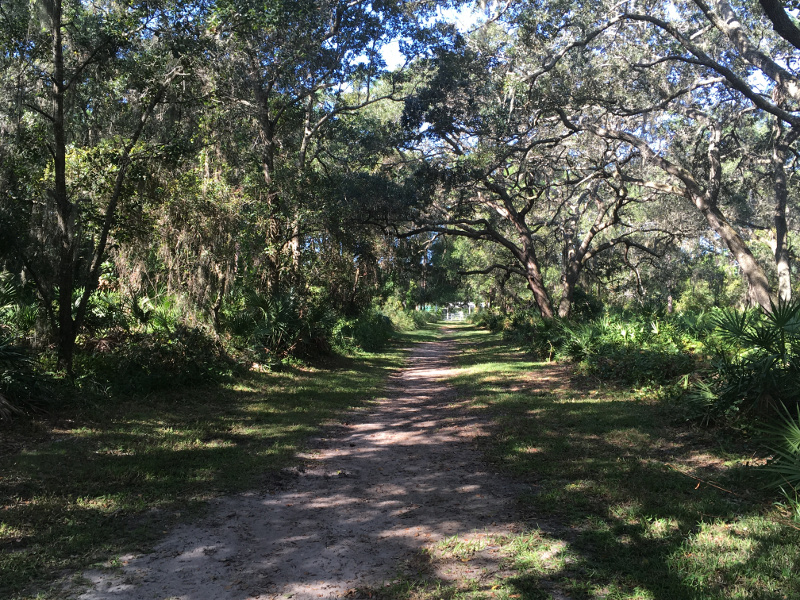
(418, 325, 800, 600)
(18, 326, 532, 600)
(4, 324, 796, 600)
(0, 346, 406, 598)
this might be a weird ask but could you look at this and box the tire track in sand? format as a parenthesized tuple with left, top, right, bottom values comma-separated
(74, 329, 522, 600)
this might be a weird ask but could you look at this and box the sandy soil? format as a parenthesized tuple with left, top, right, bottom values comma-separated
(72, 331, 523, 600)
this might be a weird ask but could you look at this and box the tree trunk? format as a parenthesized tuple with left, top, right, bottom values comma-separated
(523, 254, 554, 319)
(51, 0, 77, 373)
(695, 193, 773, 310)
(772, 121, 794, 301)
(558, 267, 580, 319)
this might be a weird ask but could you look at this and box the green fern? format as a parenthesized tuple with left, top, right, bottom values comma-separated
(763, 405, 800, 519)
(696, 299, 800, 420)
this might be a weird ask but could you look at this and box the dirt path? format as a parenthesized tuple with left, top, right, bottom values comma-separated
(74, 330, 522, 600)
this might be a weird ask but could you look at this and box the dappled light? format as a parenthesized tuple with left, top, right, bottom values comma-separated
(0, 349, 409, 598)
(72, 327, 524, 599)
(447, 326, 800, 600)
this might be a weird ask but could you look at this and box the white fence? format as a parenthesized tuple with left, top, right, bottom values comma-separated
(444, 310, 466, 321)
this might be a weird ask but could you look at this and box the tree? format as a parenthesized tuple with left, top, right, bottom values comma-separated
(611, 0, 800, 306)
(207, 0, 439, 295)
(0, 0, 201, 370)
(495, 0, 800, 310)
(401, 22, 674, 318)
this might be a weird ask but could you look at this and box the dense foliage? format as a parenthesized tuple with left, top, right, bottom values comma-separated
(1, 1, 799, 437)
(4, 5, 800, 598)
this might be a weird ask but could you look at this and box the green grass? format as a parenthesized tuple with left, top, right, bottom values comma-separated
(0, 331, 431, 599)
(7, 323, 797, 600)
(370, 324, 800, 600)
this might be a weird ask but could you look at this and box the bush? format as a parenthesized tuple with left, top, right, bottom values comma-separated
(78, 326, 237, 394)
(763, 405, 800, 521)
(481, 306, 700, 385)
(332, 310, 394, 353)
(498, 309, 566, 361)
(221, 292, 336, 365)
(471, 308, 507, 332)
(0, 336, 39, 420)
(378, 298, 433, 332)
(557, 313, 696, 385)
(0, 274, 41, 337)
(0, 275, 54, 419)
(688, 300, 800, 423)
(83, 290, 131, 334)
(568, 287, 604, 322)
(421, 308, 443, 323)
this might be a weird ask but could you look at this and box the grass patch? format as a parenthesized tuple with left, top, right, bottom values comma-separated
(371, 324, 800, 600)
(0, 333, 423, 599)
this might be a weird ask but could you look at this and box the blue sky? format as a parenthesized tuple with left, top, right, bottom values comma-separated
(380, 3, 482, 69)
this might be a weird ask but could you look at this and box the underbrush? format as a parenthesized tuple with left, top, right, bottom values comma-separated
(0, 327, 410, 599)
(686, 300, 800, 423)
(0, 280, 440, 418)
(0, 336, 46, 420)
(378, 298, 439, 332)
(76, 326, 240, 394)
(430, 326, 800, 600)
(477, 307, 703, 387)
(220, 293, 436, 364)
(476, 299, 800, 527)
(331, 310, 394, 352)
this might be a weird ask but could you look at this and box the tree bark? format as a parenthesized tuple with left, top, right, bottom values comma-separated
(772, 122, 794, 301)
(522, 249, 554, 319)
(694, 192, 773, 309)
(51, 0, 76, 373)
(758, 0, 800, 50)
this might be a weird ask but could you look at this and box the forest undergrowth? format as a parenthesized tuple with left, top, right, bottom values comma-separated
(0, 326, 437, 600)
(370, 324, 800, 600)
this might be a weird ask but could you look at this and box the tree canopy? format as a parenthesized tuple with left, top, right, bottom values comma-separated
(2, 0, 799, 369)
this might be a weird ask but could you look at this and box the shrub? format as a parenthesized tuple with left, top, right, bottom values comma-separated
(0, 336, 36, 420)
(568, 287, 604, 322)
(559, 315, 696, 385)
(223, 291, 307, 363)
(0, 273, 40, 337)
(485, 306, 700, 385)
(497, 309, 566, 361)
(471, 308, 507, 332)
(378, 298, 432, 332)
(332, 310, 394, 353)
(0, 275, 53, 419)
(421, 308, 443, 323)
(221, 290, 345, 364)
(82, 290, 131, 334)
(763, 405, 800, 520)
(78, 326, 237, 394)
(689, 300, 800, 422)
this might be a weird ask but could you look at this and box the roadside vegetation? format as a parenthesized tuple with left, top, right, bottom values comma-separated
(0, 285, 437, 599)
(371, 324, 800, 600)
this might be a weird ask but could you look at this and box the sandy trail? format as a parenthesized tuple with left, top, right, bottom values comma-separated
(75, 330, 521, 600)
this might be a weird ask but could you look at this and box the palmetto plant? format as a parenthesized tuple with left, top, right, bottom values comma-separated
(763, 405, 800, 520)
(0, 273, 17, 314)
(223, 291, 306, 363)
(0, 336, 29, 420)
(708, 299, 800, 415)
(0, 275, 36, 420)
